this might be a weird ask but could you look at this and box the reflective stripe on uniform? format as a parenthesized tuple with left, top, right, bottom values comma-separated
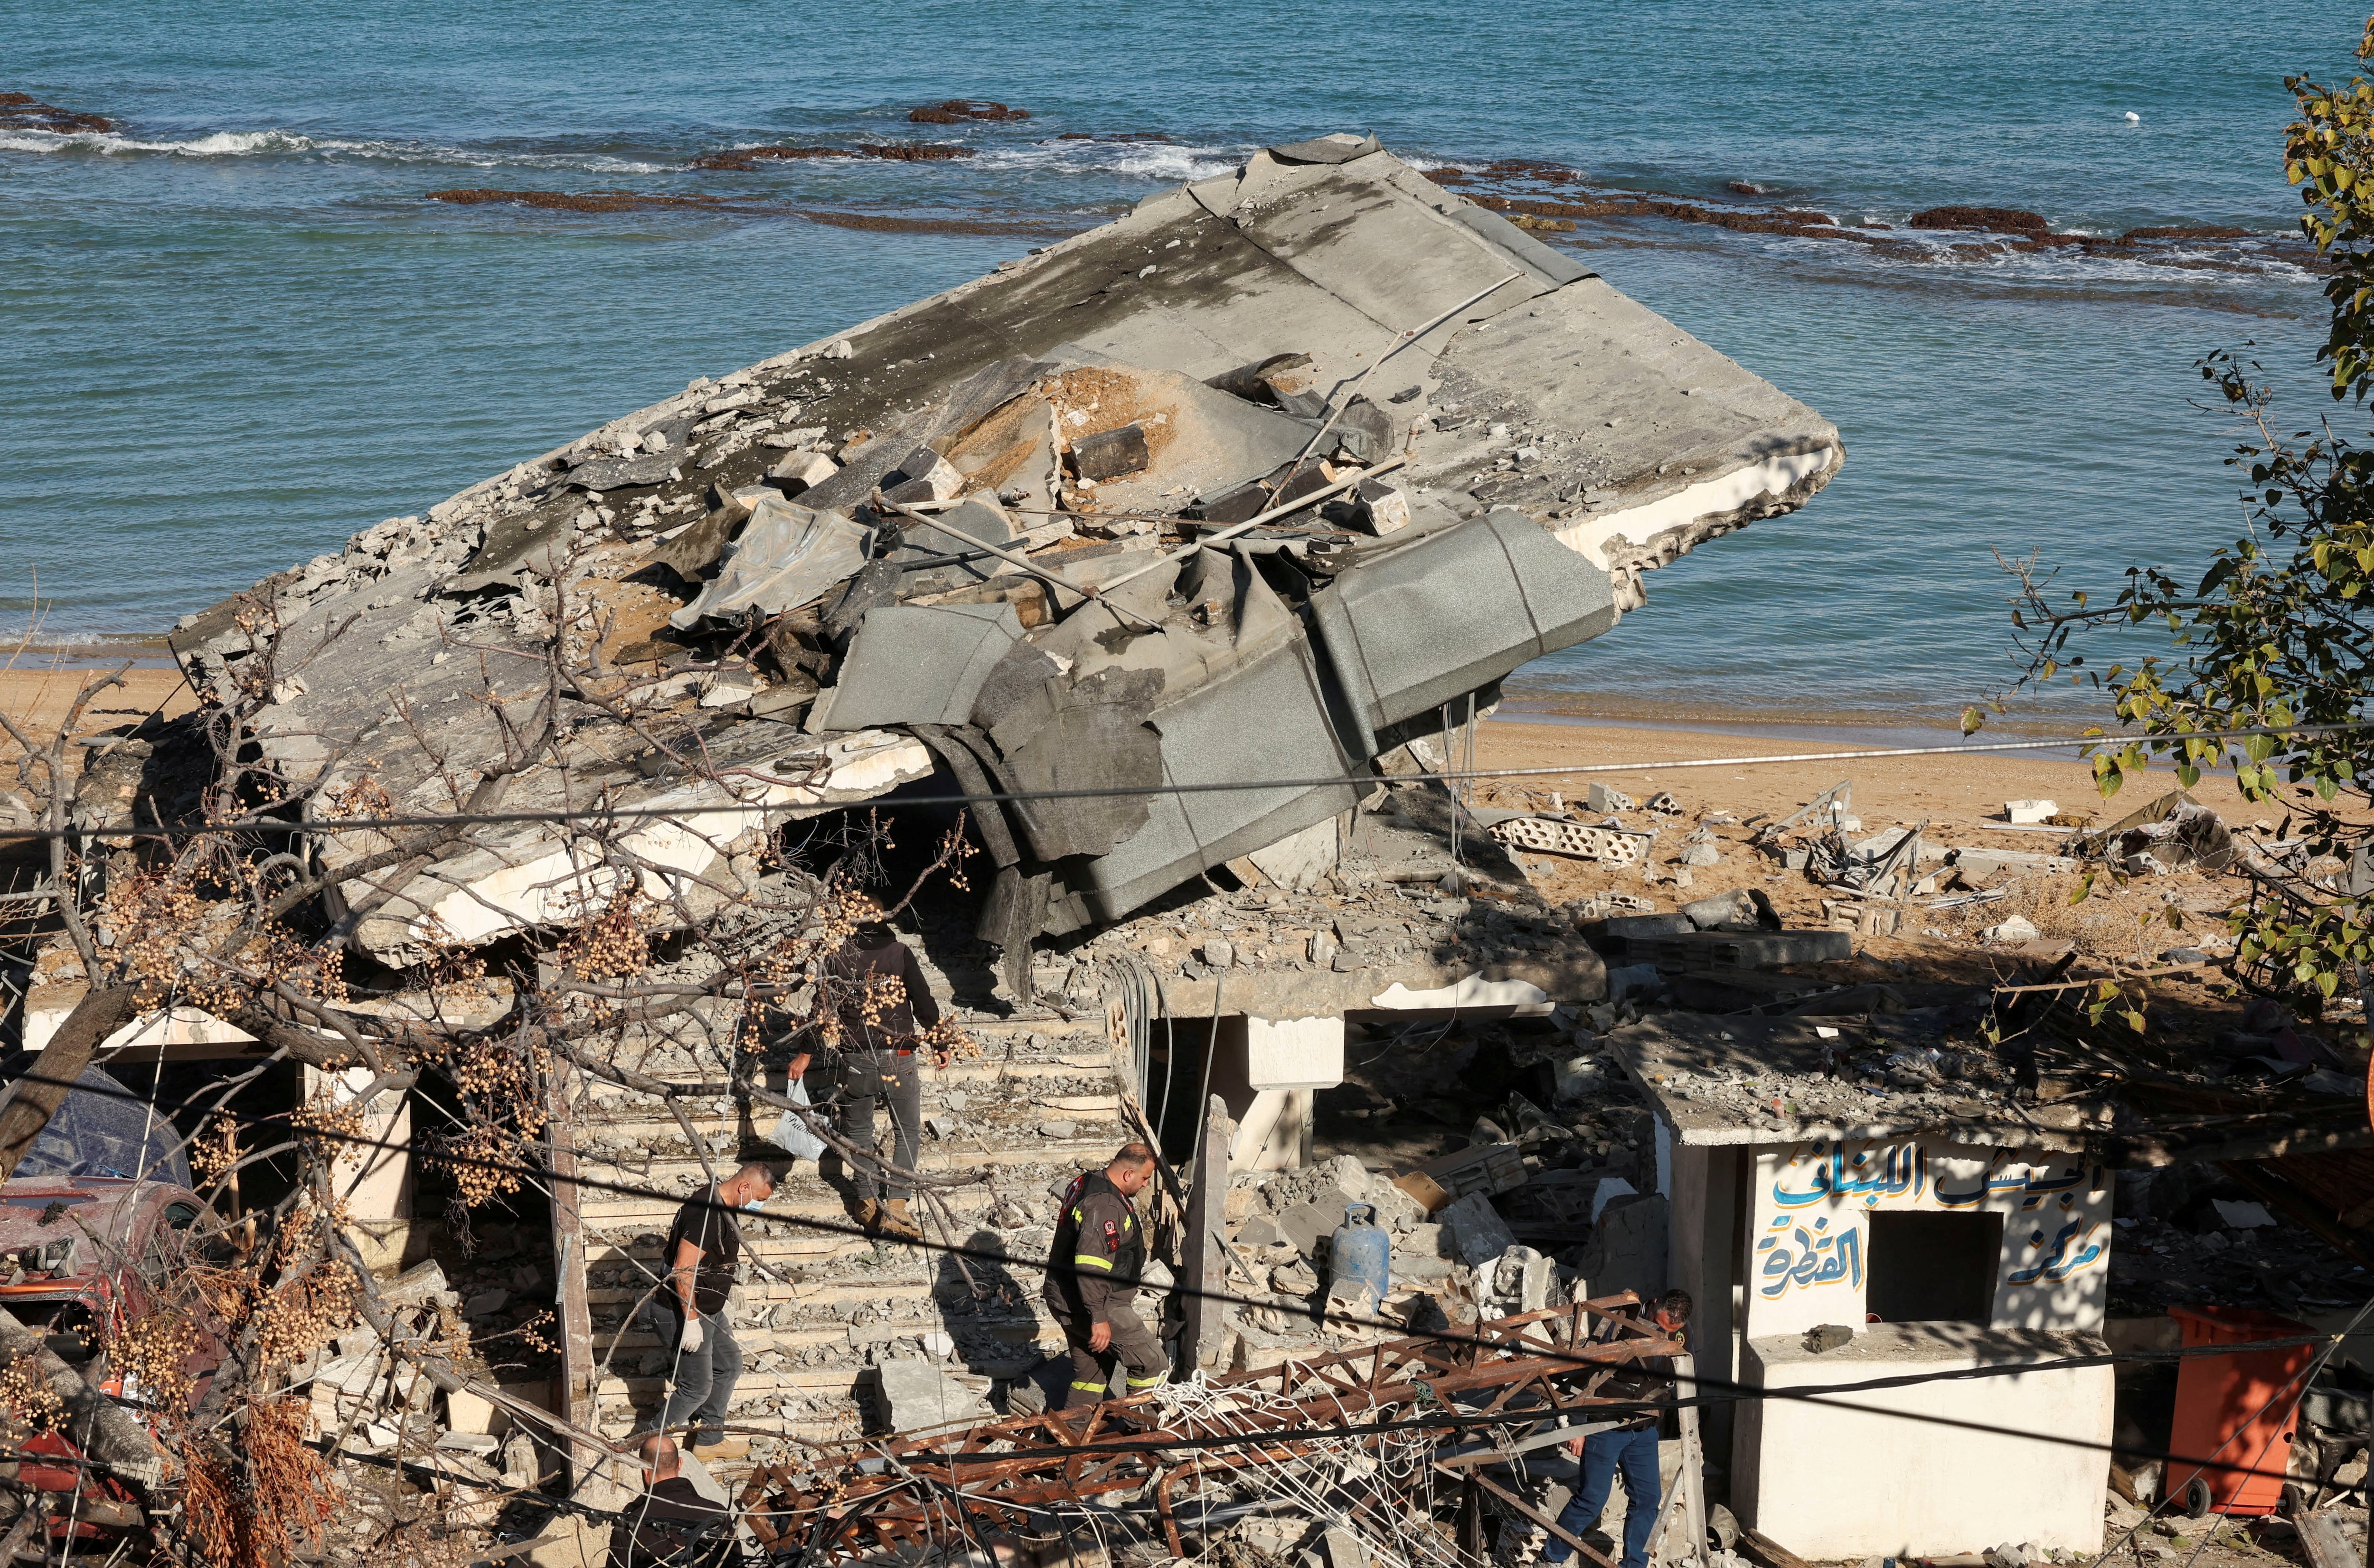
(1125, 1373, 1165, 1388)
(1070, 1380, 1107, 1391)
(1072, 1254, 1113, 1269)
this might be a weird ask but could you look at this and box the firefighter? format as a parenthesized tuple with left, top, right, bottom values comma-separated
(1041, 1142, 1167, 1408)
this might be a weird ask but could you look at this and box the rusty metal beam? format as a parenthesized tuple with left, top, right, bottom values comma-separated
(738, 1296, 1682, 1561)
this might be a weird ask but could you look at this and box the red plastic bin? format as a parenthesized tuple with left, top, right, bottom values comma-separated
(2165, 1305, 2315, 1516)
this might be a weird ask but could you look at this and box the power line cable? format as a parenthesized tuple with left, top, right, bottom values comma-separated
(6, 720, 2364, 840)
(9, 1056, 2361, 1484)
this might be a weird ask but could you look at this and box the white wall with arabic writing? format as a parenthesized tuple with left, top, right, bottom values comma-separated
(1742, 1136, 2111, 1339)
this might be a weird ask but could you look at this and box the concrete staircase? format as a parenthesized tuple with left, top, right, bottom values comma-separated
(568, 1005, 1138, 1472)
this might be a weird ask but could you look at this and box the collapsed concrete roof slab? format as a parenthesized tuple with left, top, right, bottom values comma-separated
(166, 137, 1840, 969)
(332, 728, 933, 964)
(1309, 507, 1616, 756)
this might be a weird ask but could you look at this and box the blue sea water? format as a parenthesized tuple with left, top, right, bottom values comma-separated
(2, 0, 2365, 724)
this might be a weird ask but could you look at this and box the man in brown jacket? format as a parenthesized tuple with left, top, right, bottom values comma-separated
(785, 901, 949, 1241)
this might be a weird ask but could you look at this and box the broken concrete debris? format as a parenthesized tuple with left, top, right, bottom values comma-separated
(113, 127, 2365, 1568)
(166, 131, 1839, 977)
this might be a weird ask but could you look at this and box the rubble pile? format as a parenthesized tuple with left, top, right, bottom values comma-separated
(44, 120, 2374, 1568)
(285, 1262, 546, 1545)
(155, 131, 1838, 995)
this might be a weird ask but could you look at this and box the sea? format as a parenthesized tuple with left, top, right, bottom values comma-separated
(3, 0, 2364, 730)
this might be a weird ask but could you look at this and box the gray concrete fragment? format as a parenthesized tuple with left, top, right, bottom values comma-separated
(1245, 817, 1339, 893)
(876, 1357, 993, 1434)
(1323, 1527, 1373, 1568)
(1237, 1216, 1285, 1249)
(770, 450, 840, 493)
(1439, 1192, 1517, 1267)
(1328, 399, 1396, 464)
(1600, 913, 1693, 939)
(1071, 423, 1150, 481)
(1574, 1193, 1668, 1304)
(1607, 963, 1664, 1002)
(825, 602, 1024, 731)
(1680, 887, 1775, 931)
(669, 498, 870, 629)
(568, 451, 679, 490)
(1276, 1196, 1357, 1259)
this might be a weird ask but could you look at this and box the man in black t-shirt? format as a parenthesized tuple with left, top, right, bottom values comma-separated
(657, 1161, 775, 1447)
(608, 1434, 736, 1567)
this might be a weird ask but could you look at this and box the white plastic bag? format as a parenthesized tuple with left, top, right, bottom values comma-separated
(767, 1078, 828, 1163)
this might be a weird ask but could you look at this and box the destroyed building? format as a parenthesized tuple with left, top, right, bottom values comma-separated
(2, 131, 1871, 1561)
(157, 131, 1841, 992)
(11, 130, 2374, 1568)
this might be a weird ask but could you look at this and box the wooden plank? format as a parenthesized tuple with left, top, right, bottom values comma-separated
(1738, 1526, 1812, 1568)
(546, 1066, 599, 1487)
(1675, 1352, 1708, 1568)
(2300, 1510, 2361, 1568)
(1183, 1094, 1234, 1371)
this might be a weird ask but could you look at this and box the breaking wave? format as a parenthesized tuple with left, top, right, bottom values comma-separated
(1750, 223, 2318, 292)
(969, 136, 1248, 184)
(0, 125, 676, 173)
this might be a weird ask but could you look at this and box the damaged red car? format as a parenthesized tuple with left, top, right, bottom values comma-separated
(0, 1064, 230, 1550)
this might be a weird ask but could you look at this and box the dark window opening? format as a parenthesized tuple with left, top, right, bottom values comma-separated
(1865, 1210, 2003, 1324)
(1144, 1020, 1220, 1165)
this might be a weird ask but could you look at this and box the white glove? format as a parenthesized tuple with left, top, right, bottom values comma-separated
(680, 1315, 706, 1355)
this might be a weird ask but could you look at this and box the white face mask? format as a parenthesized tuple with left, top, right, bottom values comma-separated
(743, 1198, 767, 1212)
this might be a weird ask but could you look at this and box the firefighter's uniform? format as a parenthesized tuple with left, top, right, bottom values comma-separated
(1041, 1170, 1167, 1408)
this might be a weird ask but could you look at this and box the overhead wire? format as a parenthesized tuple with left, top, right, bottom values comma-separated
(6, 718, 2367, 840)
(8, 1058, 2363, 1494)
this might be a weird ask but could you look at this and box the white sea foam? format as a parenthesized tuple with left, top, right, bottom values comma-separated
(970, 136, 1249, 184)
(1758, 223, 2310, 291)
(0, 125, 674, 173)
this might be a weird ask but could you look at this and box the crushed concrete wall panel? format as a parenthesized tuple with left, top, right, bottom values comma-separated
(1071, 634, 1359, 923)
(825, 603, 1025, 732)
(1310, 509, 1616, 754)
(670, 499, 871, 629)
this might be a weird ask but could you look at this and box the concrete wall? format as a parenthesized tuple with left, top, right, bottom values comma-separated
(1734, 1323, 2113, 1558)
(1742, 1136, 2111, 1339)
(1669, 1144, 1744, 1482)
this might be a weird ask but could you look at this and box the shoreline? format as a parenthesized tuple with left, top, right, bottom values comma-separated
(0, 660, 2188, 812)
(0, 645, 2122, 743)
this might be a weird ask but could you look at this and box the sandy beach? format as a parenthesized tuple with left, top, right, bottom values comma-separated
(0, 662, 196, 779)
(0, 658, 2216, 816)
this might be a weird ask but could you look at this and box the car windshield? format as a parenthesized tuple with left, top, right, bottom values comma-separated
(11, 1066, 191, 1189)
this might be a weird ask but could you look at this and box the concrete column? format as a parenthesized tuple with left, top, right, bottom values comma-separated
(1184, 1095, 1235, 1370)
(308, 1065, 414, 1270)
(1210, 1015, 1344, 1173)
(1228, 1090, 1311, 1173)
(1668, 1142, 1743, 1498)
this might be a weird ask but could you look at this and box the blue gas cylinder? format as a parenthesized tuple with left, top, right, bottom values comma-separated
(1328, 1202, 1391, 1308)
